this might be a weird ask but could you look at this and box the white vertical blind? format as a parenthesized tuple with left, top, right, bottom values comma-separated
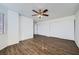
(0, 13, 4, 34)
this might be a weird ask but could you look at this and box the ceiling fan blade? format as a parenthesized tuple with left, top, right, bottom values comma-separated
(32, 10, 38, 13)
(43, 9, 48, 13)
(43, 14, 48, 16)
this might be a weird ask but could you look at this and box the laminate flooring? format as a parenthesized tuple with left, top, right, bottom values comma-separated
(0, 35, 79, 55)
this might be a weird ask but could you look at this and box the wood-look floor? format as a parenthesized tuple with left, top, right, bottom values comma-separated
(0, 35, 79, 55)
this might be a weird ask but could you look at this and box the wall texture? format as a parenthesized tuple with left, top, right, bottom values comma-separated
(37, 15, 74, 40)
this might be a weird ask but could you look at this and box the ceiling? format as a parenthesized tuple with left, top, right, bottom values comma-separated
(1, 3, 79, 22)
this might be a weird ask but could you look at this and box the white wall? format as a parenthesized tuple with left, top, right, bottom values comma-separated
(37, 22, 50, 36)
(7, 10, 19, 45)
(75, 10, 79, 47)
(33, 21, 35, 34)
(35, 23, 38, 34)
(37, 15, 74, 40)
(20, 16, 33, 41)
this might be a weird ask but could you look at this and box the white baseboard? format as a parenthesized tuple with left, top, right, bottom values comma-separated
(0, 44, 7, 50)
(20, 35, 33, 41)
(7, 41, 19, 46)
(75, 41, 79, 48)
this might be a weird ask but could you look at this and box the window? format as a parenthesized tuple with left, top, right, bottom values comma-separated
(0, 13, 4, 34)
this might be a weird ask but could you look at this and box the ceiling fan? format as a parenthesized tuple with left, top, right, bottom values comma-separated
(32, 9, 49, 18)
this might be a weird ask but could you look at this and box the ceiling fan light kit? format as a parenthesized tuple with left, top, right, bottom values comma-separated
(37, 14, 43, 18)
